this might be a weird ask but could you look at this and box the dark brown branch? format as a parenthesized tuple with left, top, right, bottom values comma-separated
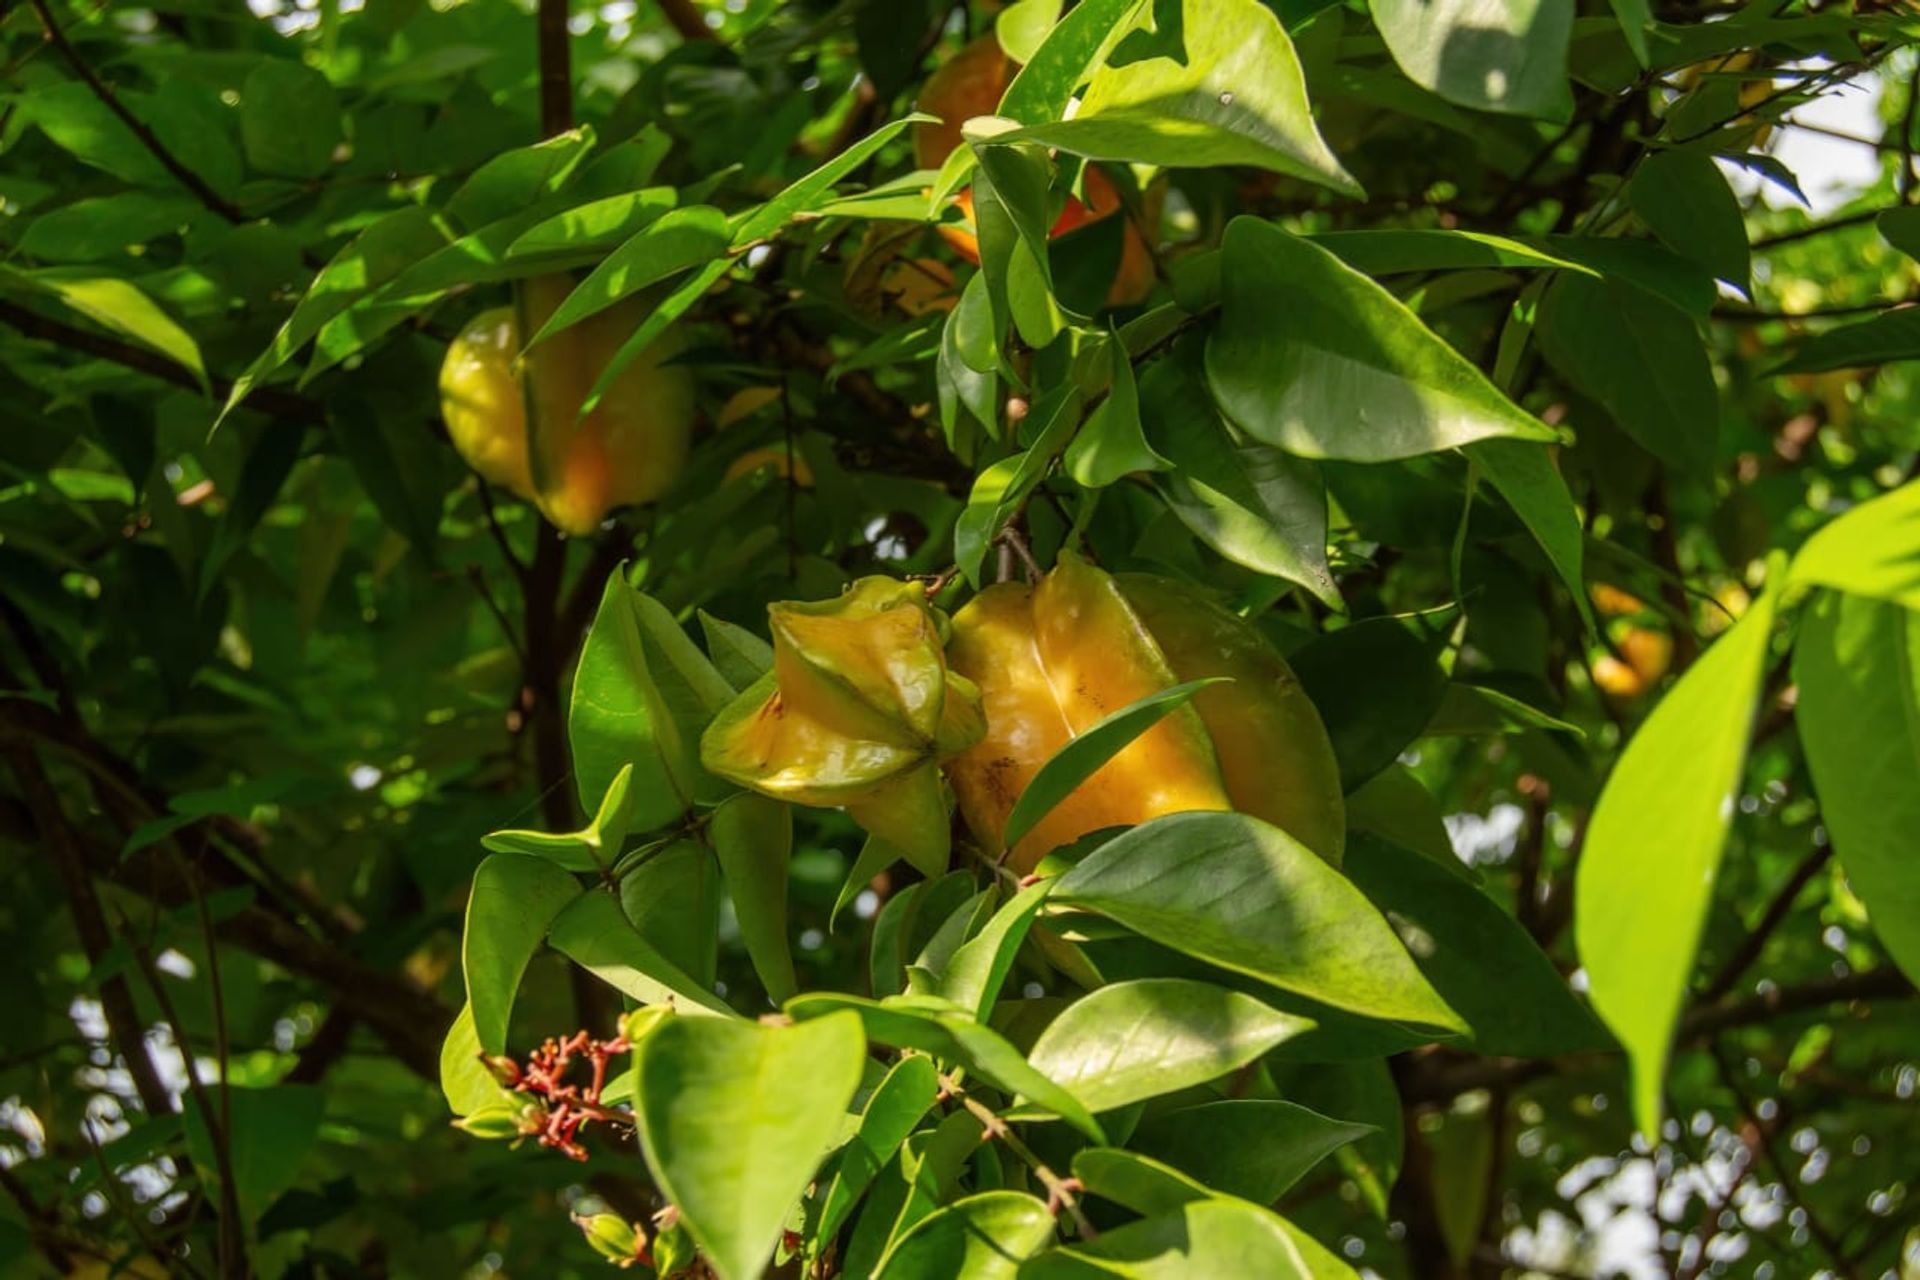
(536, 0, 573, 137)
(1678, 965, 1912, 1040)
(5, 748, 174, 1119)
(0, 299, 325, 424)
(1752, 209, 1881, 250)
(1698, 842, 1834, 1004)
(1712, 1043, 1856, 1276)
(657, 0, 716, 42)
(25, 0, 249, 225)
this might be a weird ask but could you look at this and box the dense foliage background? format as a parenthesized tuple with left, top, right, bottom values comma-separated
(2, 0, 1918, 1277)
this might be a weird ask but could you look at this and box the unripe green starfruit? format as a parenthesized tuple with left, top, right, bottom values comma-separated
(699, 577, 984, 873)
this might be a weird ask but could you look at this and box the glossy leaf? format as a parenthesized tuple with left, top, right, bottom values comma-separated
(1575, 584, 1779, 1136)
(547, 891, 732, 1016)
(1003, 678, 1227, 854)
(522, 206, 730, 350)
(1772, 308, 1920, 375)
(1207, 219, 1559, 461)
(1786, 479, 1920, 609)
(1027, 979, 1313, 1112)
(1343, 834, 1609, 1056)
(620, 838, 721, 987)
(784, 992, 1106, 1141)
(634, 1012, 866, 1280)
(445, 127, 595, 230)
(1140, 350, 1339, 606)
(875, 1191, 1056, 1279)
(1537, 273, 1717, 474)
(1134, 1099, 1372, 1205)
(1052, 811, 1466, 1032)
(1065, 337, 1166, 488)
(1008, 0, 1360, 195)
(1289, 615, 1451, 790)
(699, 609, 774, 689)
(569, 572, 733, 831)
(997, 0, 1146, 125)
(462, 853, 582, 1054)
(1372, 0, 1573, 118)
(1468, 438, 1592, 632)
(1629, 149, 1750, 291)
(710, 793, 797, 1003)
(439, 1003, 510, 1117)
(240, 59, 341, 180)
(504, 187, 680, 260)
(926, 879, 1053, 1018)
(1793, 592, 1920, 984)
(483, 762, 638, 873)
(3, 268, 205, 391)
(1024, 1196, 1345, 1278)
(814, 1056, 942, 1247)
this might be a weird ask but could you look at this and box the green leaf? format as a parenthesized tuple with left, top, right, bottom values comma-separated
(845, 1111, 987, 1278)
(1575, 584, 1780, 1137)
(439, 1003, 510, 1117)
(814, 1056, 943, 1248)
(522, 206, 730, 351)
(1005, 0, 1358, 195)
(548, 891, 732, 1016)
(1027, 979, 1313, 1113)
(996, 0, 1066, 63)
(998, 0, 1147, 126)
(710, 793, 797, 1003)
(1071, 1147, 1213, 1215)
(570, 573, 732, 831)
(1426, 1099, 1494, 1268)
(1344, 765, 1464, 878)
(1343, 834, 1609, 1056)
(699, 610, 775, 690)
(1289, 615, 1450, 790)
(484, 764, 639, 873)
(833, 836, 901, 932)
(1271, 1058, 1405, 1219)
(876, 1191, 1056, 1279)
(1536, 273, 1717, 474)
(955, 384, 1083, 585)
(3, 268, 206, 392)
(1065, 338, 1167, 487)
(1878, 206, 1920, 261)
(221, 206, 446, 422)
(1024, 1196, 1343, 1278)
(1424, 682, 1583, 738)
(1771, 308, 1920, 375)
(462, 853, 583, 1054)
(446, 127, 596, 230)
(183, 1085, 324, 1226)
(1053, 811, 1465, 1032)
(926, 880, 1053, 1018)
(1133, 1099, 1372, 1205)
(1628, 150, 1750, 292)
(328, 393, 457, 556)
(732, 115, 934, 248)
(634, 1013, 867, 1280)
(1139, 350, 1339, 606)
(240, 59, 341, 180)
(1786, 479, 1920, 609)
(505, 187, 680, 260)
(19, 194, 198, 262)
(1003, 678, 1228, 852)
(1371, 0, 1573, 119)
(25, 82, 171, 185)
(1609, 0, 1653, 65)
(1793, 592, 1920, 985)
(785, 993, 1106, 1141)
(1206, 219, 1559, 460)
(970, 140, 1065, 350)
(620, 839, 721, 987)
(1468, 439, 1592, 632)
(1308, 228, 1599, 277)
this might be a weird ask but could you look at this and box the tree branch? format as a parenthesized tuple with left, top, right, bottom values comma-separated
(0, 299, 325, 424)
(25, 0, 250, 225)
(1697, 842, 1834, 1004)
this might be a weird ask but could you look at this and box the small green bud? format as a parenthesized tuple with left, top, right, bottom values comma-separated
(575, 1212, 643, 1265)
(452, 1102, 525, 1140)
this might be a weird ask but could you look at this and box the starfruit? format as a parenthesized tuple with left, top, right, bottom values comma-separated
(945, 551, 1345, 872)
(699, 577, 984, 874)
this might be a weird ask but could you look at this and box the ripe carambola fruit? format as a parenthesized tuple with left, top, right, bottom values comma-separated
(699, 578, 985, 871)
(436, 276, 693, 536)
(944, 552, 1346, 872)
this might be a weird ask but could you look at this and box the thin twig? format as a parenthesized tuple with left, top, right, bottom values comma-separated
(951, 1087, 1094, 1241)
(1698, 843, 1834, 1003)
(1711, 1043, 1855, 1277)
(25, 0, 249, 224)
